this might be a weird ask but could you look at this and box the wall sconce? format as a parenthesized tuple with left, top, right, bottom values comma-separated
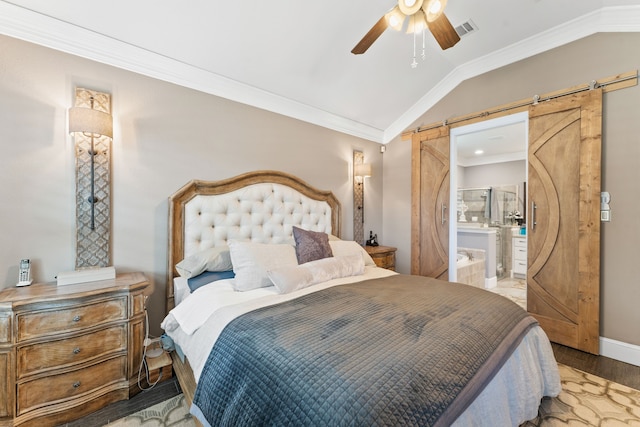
(354, 163, 372, 184)
(68, 88, 113, 268)
(353, 151, 372, 245)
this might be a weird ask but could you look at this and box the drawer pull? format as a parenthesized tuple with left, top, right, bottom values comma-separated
(73, 347, 81, 354)
(72, 315, 82, 322)
(72, 381, 81, 388)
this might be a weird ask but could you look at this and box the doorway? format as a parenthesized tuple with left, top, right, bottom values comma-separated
(448, 112, 528, 307)
(410, 89, 602, 353)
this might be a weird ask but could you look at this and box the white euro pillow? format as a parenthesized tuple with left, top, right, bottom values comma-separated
(228, 240, 298, 291)
(328, 240, 376, 267)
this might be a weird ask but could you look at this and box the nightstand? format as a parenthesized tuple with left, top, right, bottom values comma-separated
(365, 245, 397, 270)
(0, 272, 150, 427)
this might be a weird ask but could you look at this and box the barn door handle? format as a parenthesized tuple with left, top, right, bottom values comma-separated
(441, 204, 447, 225)
(530, 201, 537, 230)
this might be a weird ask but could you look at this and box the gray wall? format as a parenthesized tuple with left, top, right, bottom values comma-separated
(1, 30, 638, 351)
(0, 35, 383, 334)
(383, 32, 640, 347)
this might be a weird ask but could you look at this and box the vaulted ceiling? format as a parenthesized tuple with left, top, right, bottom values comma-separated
(1, 0, 639, 143)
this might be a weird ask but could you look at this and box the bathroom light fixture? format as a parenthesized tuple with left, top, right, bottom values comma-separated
(69, 99, 113, 230)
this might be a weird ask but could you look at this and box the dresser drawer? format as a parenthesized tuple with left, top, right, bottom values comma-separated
(17, 297, 127, 342)
(17, 355, 126, 416)
(17, 324, 126, 378)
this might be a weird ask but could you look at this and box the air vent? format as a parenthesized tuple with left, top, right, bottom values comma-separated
(455, 19, 478, 37)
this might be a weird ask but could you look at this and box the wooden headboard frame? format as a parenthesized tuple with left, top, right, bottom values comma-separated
(166, 170, 341, 313)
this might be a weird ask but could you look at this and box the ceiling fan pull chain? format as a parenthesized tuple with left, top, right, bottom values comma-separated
(411, 30, 418, 68)
(421, 29, 427, 61)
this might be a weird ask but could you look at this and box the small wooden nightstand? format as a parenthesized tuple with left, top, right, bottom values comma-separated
(365, 245, 397, 270)
(0, 272, 150, 427)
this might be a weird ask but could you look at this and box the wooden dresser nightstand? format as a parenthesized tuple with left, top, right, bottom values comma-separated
(0, 272, 150, 427)
(365, 245, 397, 270)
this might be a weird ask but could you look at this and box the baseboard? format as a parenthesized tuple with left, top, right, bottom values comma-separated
(600, 337, 640, 367)
(485, 276, 497, 289)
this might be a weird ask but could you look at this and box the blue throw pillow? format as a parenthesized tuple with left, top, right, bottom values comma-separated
(187, 270, 235, 292)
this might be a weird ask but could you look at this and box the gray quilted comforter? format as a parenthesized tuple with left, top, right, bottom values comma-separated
(192, 274, 537, 426)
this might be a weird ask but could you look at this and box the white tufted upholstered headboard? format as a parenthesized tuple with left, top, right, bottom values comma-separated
(166, 170, 341, 312)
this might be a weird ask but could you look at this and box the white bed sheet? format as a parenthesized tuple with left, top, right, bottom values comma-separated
(173, 277, 191, 307)
(162, 268, 561, 426)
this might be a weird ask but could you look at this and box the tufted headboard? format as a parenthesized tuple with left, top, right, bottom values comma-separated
(166, 170, 341, 312)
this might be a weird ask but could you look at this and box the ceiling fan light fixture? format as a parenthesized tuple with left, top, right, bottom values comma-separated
(423, 0, 448, 22)
(406, 9, 427, 34)
(385, 6, 406, 31)
(398, 0, 424, 16)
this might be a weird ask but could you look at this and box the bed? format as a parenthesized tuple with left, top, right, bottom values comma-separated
(161, 170, 561, 427)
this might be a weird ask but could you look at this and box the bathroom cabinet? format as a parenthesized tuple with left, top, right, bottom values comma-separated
(512, 236, 527, 278)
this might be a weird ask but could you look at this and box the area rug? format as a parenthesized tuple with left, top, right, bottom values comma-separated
(103, 394, 196, 427)
(106, 364, 640, 426)
(523, 364, 640, 426)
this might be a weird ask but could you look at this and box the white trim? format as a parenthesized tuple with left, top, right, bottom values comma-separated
(484, 276, 497, 289)
(0, 1, 385, 143)
(600, 337, 640, 367)
(0, 2, 638, 143)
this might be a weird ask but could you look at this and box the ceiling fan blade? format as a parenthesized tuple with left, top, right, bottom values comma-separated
(428, 12, 460, 50)
(351, 15, 389, 55)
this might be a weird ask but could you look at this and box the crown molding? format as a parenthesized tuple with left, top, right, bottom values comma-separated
(383, 5, 640, 144)
(0, 1, 386, 143)
(1, 2, 637, 145)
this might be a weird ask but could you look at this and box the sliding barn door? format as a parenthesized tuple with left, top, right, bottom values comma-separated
(411, 127, 450, 279)
(527, 89, 602, 354)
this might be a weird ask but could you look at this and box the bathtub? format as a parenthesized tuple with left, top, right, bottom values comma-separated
(456, 252, 470, 264)
(456, 248, 485, 288)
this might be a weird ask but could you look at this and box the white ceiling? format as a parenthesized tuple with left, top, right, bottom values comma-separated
(1, 0, 639, 144)
(456, 121, 527, 167)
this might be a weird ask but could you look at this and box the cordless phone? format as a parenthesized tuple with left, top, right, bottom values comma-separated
(17, 259, 32, 286)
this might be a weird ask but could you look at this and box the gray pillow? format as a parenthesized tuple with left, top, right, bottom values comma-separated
(175, 246, 232, 278)
(292, 226, 333, 264)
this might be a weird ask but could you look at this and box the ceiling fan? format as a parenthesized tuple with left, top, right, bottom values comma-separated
(351, 0, 460, 55)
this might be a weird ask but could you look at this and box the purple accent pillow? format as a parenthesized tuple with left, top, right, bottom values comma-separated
(292, 226, 333, 264)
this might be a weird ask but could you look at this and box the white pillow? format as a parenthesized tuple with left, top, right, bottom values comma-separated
(175, 246, 232, 278)
(228, 241, 298, 291)
(328, 240, 376, 266)
(268, 254, 364, 294)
